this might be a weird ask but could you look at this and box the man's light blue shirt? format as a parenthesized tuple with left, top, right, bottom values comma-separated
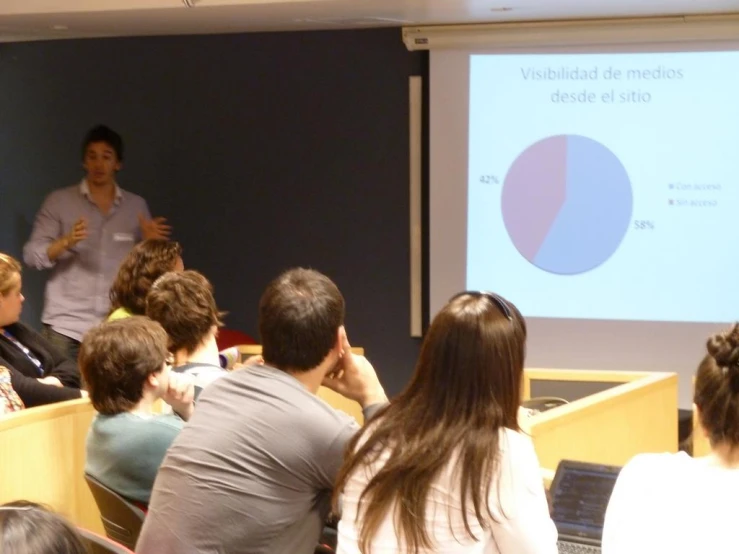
(23, 180, 150, 341)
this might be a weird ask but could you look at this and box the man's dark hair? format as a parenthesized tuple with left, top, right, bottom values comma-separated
(82, 124, 124, 161)
(259, 268, 345, 372)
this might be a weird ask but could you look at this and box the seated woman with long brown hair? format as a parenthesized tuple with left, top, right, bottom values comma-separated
(602, 324, 739, 553)
(333, 292, 557, 554)
(107, 239, 183, 321)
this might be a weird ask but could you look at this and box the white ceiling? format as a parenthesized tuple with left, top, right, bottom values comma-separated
(0, 0, 737, 42)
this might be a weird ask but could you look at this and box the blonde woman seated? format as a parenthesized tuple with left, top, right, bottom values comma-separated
(603, 324, 739, 553)
(0, 252, 84, 407)
(107, 239, 183, 321)
(333, 291, 557, 554)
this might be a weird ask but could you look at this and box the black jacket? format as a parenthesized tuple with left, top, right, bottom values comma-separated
(0, 321, 82, 407)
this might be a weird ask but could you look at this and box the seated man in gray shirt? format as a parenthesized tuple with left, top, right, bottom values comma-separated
(136, 268, 387, 554)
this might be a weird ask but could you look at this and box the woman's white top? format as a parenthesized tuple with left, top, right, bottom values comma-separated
(337, 428, 558, 554)
(603, 451, 739, 554)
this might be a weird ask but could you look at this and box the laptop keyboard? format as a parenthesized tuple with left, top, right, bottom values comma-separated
(558, 541, 601, 554)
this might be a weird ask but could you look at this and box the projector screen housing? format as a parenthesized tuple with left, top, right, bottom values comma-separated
(423, 15, 739, 406)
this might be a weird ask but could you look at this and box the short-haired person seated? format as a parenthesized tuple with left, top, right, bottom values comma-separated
(334, 291, 557, 554)
(81, 316, 195, 504)
(107, 239, 183, 321)
(602, 324, 739, 553)
(136, 268, 388, 554)
(145, 270, 228, 397)
(0, 253, 85, 407)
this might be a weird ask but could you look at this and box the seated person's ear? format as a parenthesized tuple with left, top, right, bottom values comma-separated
(147, 373, 160, 390)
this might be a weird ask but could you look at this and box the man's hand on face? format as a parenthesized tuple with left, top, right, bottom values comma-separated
(321, 331, 387, 408)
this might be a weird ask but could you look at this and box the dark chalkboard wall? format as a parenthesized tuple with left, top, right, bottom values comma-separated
(0, 28, 425, 395)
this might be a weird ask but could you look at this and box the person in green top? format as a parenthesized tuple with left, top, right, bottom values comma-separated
(107, 239, 183, 321)
(81, 316, 195, 504)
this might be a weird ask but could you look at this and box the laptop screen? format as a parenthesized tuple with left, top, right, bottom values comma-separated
(551, 462, 620, 541)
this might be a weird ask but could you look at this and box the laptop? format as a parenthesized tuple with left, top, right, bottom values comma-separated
(550, 460, 621, 554)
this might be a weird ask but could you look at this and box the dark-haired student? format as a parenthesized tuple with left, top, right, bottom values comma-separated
(0, 252, 85, 407)
(136, 268, 387, 554)
(603, 324, 739, 553)
(0, 501, 89, 554)
(334, 292, 557, 554)
(145, 270, 229, 396)
(23, 124, 171, 361)
(82, 317, 195, 504)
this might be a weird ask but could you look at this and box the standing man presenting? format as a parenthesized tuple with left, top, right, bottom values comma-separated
(24, 125, 171, 360)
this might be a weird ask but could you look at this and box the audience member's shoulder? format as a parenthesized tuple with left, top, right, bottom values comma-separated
(499, 427, 536, 454)
(220, 364, 287, 391)
(5, 321, 28, 334)
(301, 387, 357, 430)
(94, 412, 184, 435)
(9, 321, 42, 339)
(625, 451, 689, 470)
(618, 451, 691, 487)
(217, 365, 355, 425)
(149, 413, 186, 431)
(497, 428, 544, 479)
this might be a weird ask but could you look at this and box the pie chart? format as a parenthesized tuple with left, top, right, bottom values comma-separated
(501, 135, 633, 275)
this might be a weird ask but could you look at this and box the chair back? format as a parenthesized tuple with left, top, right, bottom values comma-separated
(78, 528, 135, 554)
(84, 474, 145, 550)
(216, 328, 257, 350)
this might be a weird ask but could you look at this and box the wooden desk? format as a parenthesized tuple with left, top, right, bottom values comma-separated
(0, 399, 103, 533)
(0, 368, 677, 534)
(522, 369, 678, 471)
